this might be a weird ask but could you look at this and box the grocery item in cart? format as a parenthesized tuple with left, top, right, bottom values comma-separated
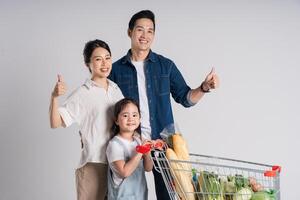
(166, 134, 195, 200)
(151, 150, 281, 200)
(198, 171, 224, 200)
(160, 123, 181, 148)
(153, 124, 281, 200)
(166, 148, 195, 200)
(173, 134, 190, 161)
(250, 189, 276, 200)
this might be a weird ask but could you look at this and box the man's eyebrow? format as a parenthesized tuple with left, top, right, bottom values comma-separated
(135, 25, 154, 30)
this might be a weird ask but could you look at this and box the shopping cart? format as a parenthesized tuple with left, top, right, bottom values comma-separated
(151, 150, 281, 200)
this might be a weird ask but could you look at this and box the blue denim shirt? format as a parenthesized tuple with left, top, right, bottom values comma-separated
(109, 50, 194, 139)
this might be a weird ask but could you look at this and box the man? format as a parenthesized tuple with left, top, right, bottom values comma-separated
(109, 10, 219, 200)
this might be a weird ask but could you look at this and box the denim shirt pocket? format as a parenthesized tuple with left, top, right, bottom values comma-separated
(154, 75, 170, 96)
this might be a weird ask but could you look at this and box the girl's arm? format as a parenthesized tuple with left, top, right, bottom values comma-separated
(49, 75, 66, 128)
(140, 138, 153, 171)
(112, 153, 143, 178)
(143, 152, 153, 172)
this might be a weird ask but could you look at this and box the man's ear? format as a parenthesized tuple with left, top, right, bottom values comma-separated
(127, 29, 132, 37)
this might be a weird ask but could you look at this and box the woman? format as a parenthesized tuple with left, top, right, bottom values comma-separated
(49, 39, 123, 200)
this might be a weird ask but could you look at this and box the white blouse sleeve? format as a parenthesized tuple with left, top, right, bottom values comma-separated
(58, 88, 83, 127)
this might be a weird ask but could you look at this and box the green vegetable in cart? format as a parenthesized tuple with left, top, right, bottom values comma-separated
(223, 175, 252, 200)
(235, 175, 250, 190)
(198, 171, 224, 200)
(225, 176, 237, 193)
(234, 188, 253, 200)
(223, 175, 237, 200)
(250, 189, 277, 200)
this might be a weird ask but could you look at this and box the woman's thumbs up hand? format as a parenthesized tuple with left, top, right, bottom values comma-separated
(52, 74, 67, 98)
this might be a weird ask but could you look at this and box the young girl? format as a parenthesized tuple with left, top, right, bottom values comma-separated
(49, 39, 123, 200)
(106, 98, 153, 200)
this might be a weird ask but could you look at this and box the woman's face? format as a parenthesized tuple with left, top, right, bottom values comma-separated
(116, 103, 140, 134)
(88, 47, 112, 78)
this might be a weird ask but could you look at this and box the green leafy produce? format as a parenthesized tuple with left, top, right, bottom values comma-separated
(250, 189, 277, 200)
(198, 171, 224, 200)
(223, 175, 252, 200)
(225, 176, 237, 193)
(234, 188, 253, 200)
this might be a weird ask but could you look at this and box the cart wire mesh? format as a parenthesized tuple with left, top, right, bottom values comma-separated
(151, 150, 281, 200)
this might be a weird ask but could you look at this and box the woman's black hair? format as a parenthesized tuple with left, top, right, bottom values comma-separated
(128, 10, 155, 31)
(83, 39, 111, 73)
(111, 98, 141, 137)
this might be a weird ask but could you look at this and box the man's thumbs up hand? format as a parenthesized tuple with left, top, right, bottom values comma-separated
(202, 67, 220, 92)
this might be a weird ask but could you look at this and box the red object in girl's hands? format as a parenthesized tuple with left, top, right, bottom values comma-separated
(136, 144, 151, 154)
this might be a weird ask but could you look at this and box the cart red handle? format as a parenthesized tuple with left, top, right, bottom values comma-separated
(264, 165, 281, 177)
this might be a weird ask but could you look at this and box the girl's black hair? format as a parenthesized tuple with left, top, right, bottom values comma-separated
(111, 98, 141, 137)
(83, 39, 111, 73)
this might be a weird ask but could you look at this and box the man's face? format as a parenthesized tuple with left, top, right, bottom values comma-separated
(129, 18, 155, 52)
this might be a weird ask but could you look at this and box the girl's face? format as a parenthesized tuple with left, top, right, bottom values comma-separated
(88, 47, 112, 78)
(116, 103, 140, 134)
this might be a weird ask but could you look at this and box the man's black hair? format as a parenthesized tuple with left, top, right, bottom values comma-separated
(128, 10, 155, 31)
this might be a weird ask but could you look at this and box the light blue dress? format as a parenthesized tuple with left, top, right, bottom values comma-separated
(107, 136, 148, 200)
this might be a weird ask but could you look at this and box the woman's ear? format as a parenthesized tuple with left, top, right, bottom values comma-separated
(85, 63, 92, 72)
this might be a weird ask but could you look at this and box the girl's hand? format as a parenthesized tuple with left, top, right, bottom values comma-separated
(152, 139, 165, 151)
(141, 139, 152, 146)
(52, 74, 67, 98)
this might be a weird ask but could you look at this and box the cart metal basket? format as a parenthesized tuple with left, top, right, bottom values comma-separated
(151, 150, 281, 200)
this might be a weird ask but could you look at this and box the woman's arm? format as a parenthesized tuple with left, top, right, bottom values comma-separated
(49, 96, 64, 128)
(49, 75, 66, 128)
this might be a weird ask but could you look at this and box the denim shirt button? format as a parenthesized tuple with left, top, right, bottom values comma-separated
(147, 84, 150, 88)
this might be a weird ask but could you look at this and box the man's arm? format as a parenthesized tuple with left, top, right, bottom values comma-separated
(188, 68, 220, 104)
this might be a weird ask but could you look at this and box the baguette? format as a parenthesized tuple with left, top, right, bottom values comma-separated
(173, 134, 192, 178)
(173, 134, 190, 160)
(166, 137, 195, 200)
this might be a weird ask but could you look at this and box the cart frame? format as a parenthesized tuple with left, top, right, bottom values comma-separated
(151, 150, 281, 200)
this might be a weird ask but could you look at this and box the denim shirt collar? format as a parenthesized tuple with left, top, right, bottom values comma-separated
(121, 49, 157, 64)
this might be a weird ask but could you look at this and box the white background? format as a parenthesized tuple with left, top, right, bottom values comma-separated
(0, 0, 299, 199)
